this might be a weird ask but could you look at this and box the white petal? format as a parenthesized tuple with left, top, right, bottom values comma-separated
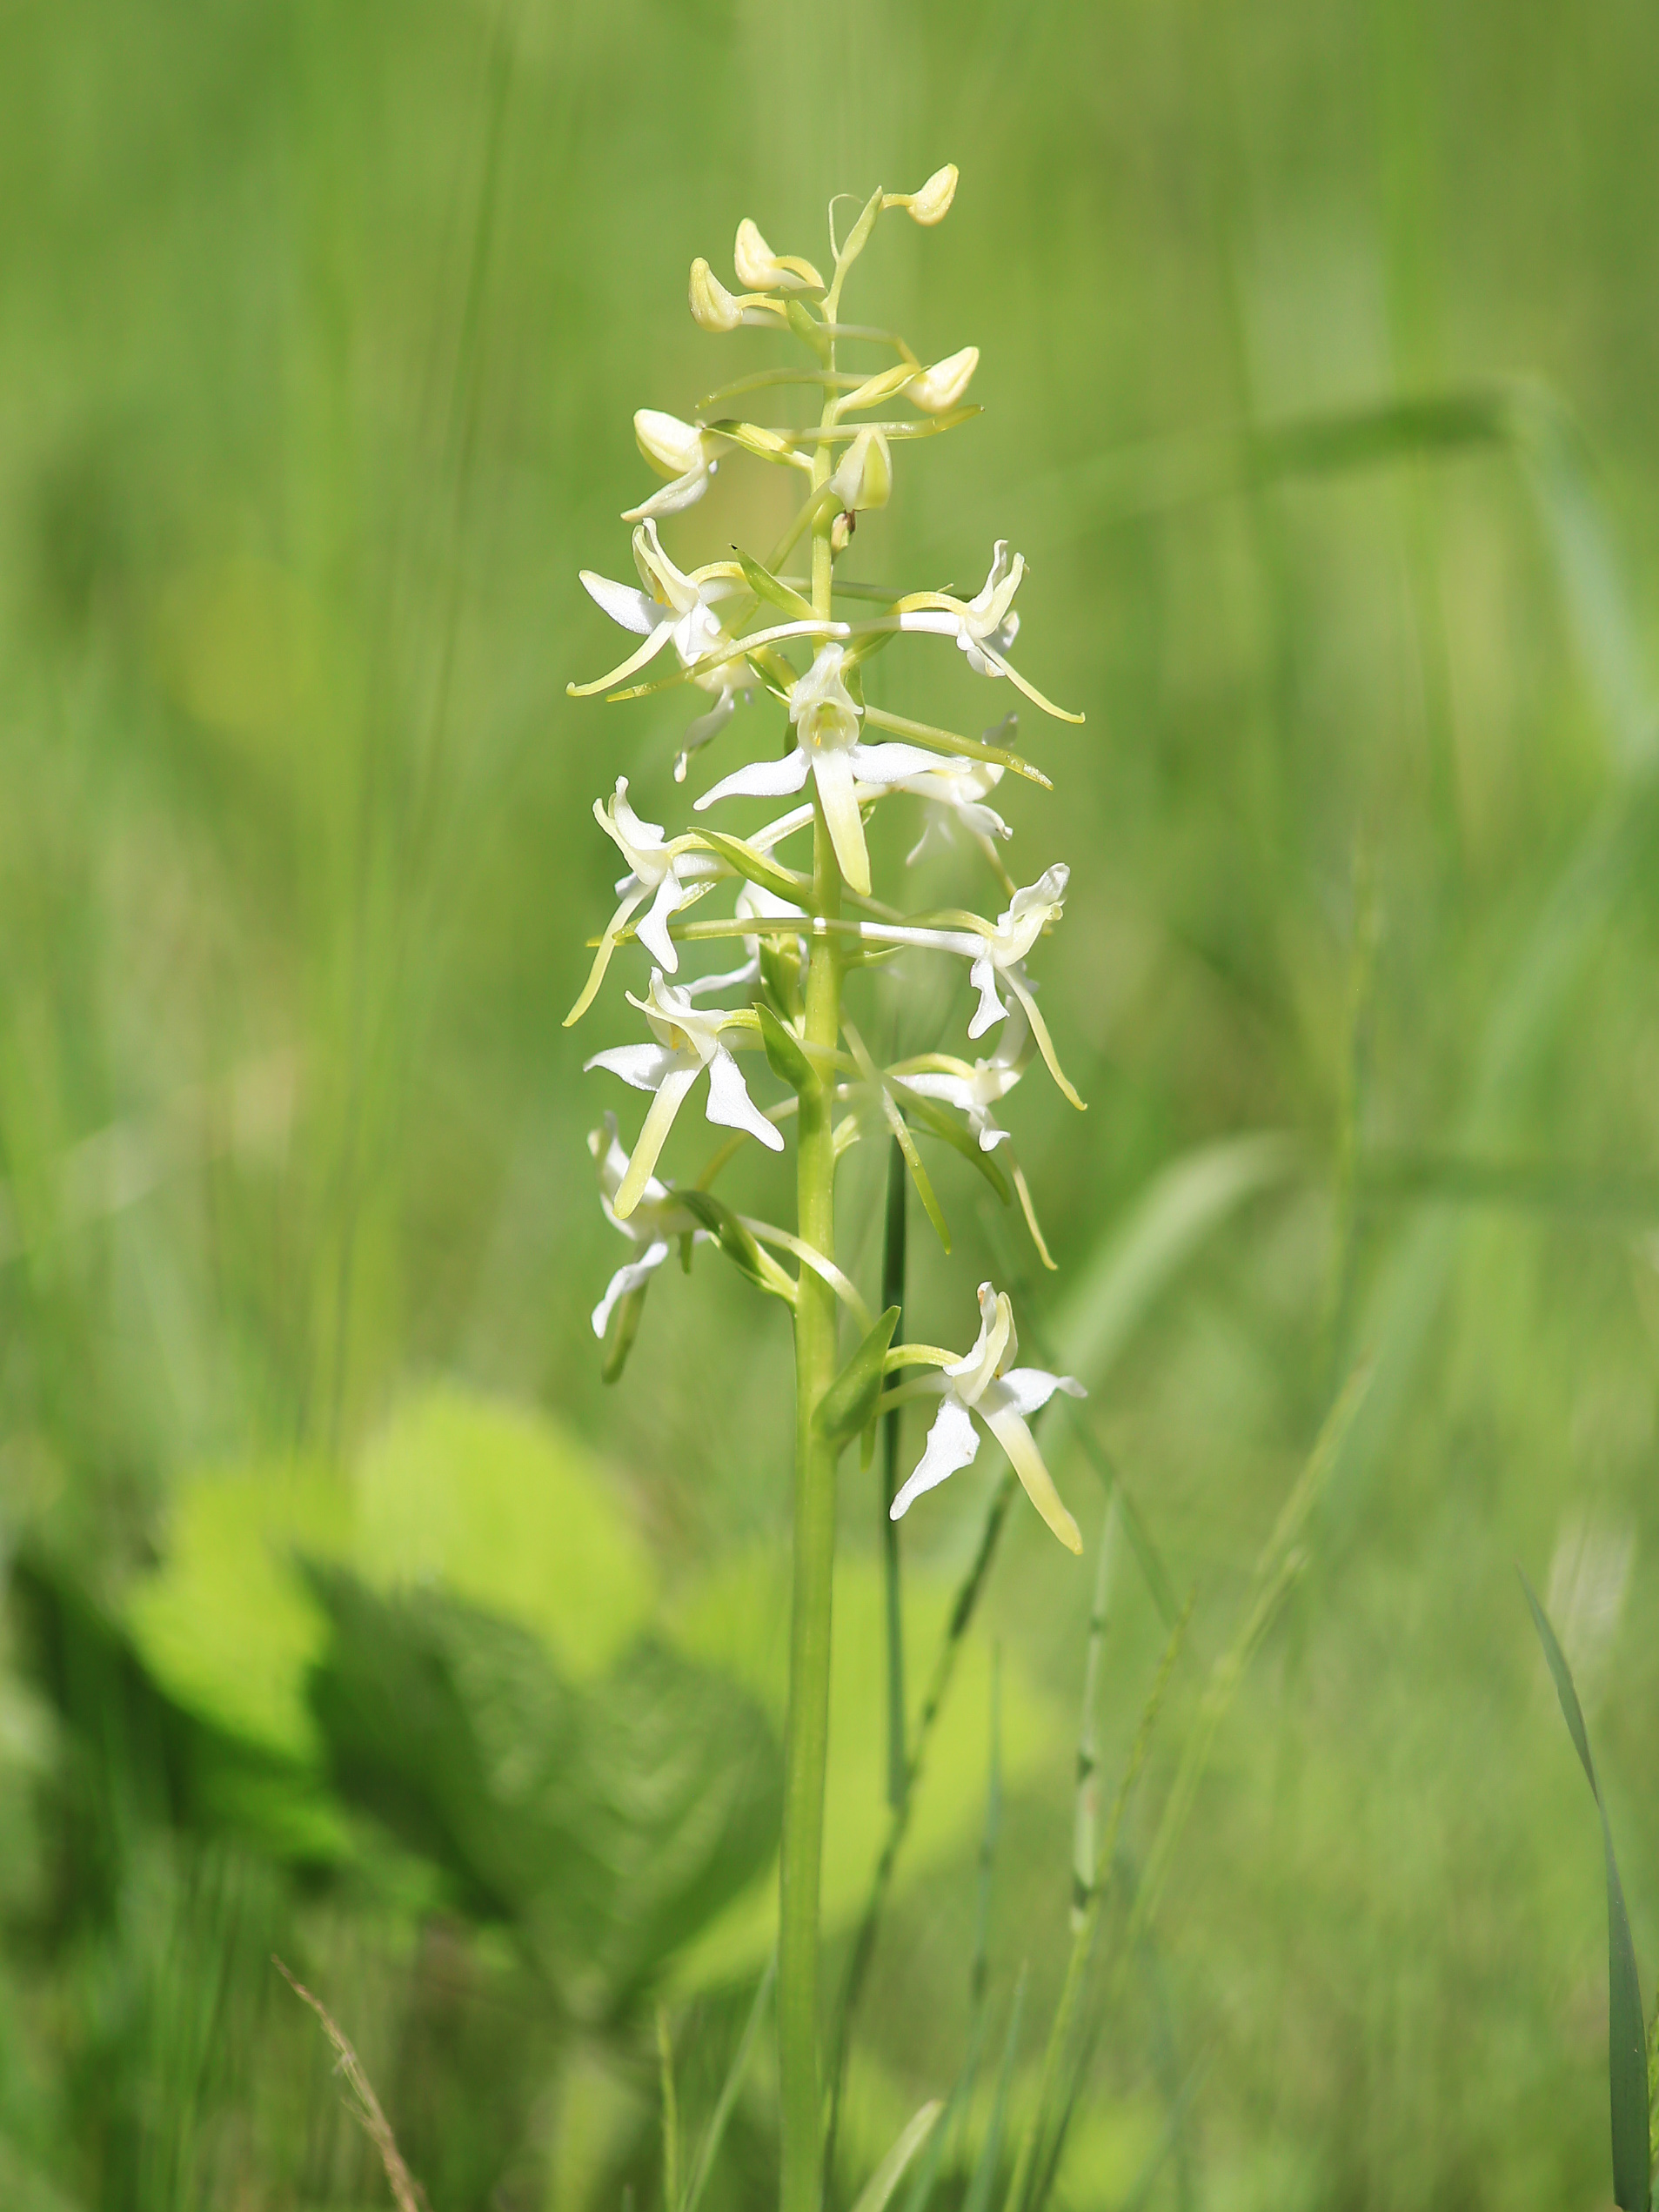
(674, 689, 738, 780)
(585, 1042, 679, 1092)
(897, 608, 964, 639)
(581, 572, 659, 637)
(893, 1069, 975, 1115)
(987, 1367, 1086, 1420)
(967, 952, 1006, 1038)
(622, 465, 712, 523)
(637, 871, 686, 971)
(695, 750, 812, 808)
(591, 1242, 672, 1337)
(846, 741, 948, 786)
(891, 1395, 981, 1518)
(704, 1044, 786, 1151)
(812, 747, 871, 895)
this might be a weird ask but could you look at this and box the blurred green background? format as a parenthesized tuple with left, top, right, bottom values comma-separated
(5, 0, 1659, 2206)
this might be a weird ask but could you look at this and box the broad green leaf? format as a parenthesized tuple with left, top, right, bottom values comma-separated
(1521, 1572, 1650, 2212)
(126, 1458, 350, 1761)
(353, 1387, 656, 1679)
(306, 1569, 782, 2008)
(816, 1307, 900, 1445)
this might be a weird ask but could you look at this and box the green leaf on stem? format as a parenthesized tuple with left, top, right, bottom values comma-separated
(699, 830, 811, 907)
(676, 1190, 790, 1304)
(734, 551, 816, 621)
(816, 1306, 901, 1446)
(756, 1003, 818, 1093)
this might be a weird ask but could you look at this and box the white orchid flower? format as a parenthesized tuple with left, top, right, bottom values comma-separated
(873, 747, 1010, 868)
(892, 999, 1030, 1151)
(896, 542, 1081, 723)
(565, 779, 723, 1026)
(571, 518, 760, 773)
(733, 218, 825, 294)
(908, 345, 980, 415)
(688, 258, 788, 332)
(694, 643, 943, 897)
(587, 1114, 708, 1337)
(890, 1283, 1084, 1552)
(624, 410, 723, 522)
(585, 969, 783, 1218)
(967, 863, 1069, 1038)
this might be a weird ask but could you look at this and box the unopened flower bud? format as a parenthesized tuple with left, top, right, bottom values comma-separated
(634, 409, 707, 480)
(906, 164, 959, 225)
(828, 426, 893, 513)
(910, 345, 980, 413)
(733, 218, 825, 293)
(688, 257, 744, 333)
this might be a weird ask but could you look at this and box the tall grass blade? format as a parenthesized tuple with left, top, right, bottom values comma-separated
(849, 2102, 945, 2212)
(964, 1974, 1027, 2212)
(1003, 1600, 1193, 2212)
(1046, 1134, 1300, 1393)
(657, 2003, 680, 2212)
(679, 1954, 775, 2212)
(1520, 1572, 1650, 2212)
(1071, 1501, 1120, 1931)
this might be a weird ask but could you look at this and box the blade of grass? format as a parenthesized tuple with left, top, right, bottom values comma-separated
(1520, 1573, 1650, 2212)
(1002, 1602, 1192, 2212)
(1071, 1500, 1120, 1932)
(679, 1954, 776, 2212)
(658, 2003, 680, 2212)
(275, 1960, 429, 2212)
(850, 2103, 945, 2212)
(963, 1973, 1027, 2212)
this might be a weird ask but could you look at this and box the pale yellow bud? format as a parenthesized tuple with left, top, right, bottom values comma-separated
(906, 164, 959, 225)
(688, 257, 744, 333)
(633, 409, 706, 479)
(733, 218, 826, 293)
(909, 345, 980, 413)
(829, 426, 893, 513)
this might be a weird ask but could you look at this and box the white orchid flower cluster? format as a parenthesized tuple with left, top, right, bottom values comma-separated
(565, 167, 1091, 1554)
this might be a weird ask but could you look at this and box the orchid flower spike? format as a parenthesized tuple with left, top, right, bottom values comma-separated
(733, 218, 825, 294)
(585, 969, 783, 1217)
(694, 642, 944, 898)
(572, 519, 755, 761)
(624, 411, 722, 521)
(588, 1114, 708, 1337)
(892, 1283, 1084, 1552)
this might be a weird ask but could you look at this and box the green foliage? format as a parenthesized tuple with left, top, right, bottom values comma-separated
(7, 0, 1659, 2205)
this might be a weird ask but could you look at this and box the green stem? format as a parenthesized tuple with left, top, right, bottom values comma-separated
(779, 329, 846, 2212)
